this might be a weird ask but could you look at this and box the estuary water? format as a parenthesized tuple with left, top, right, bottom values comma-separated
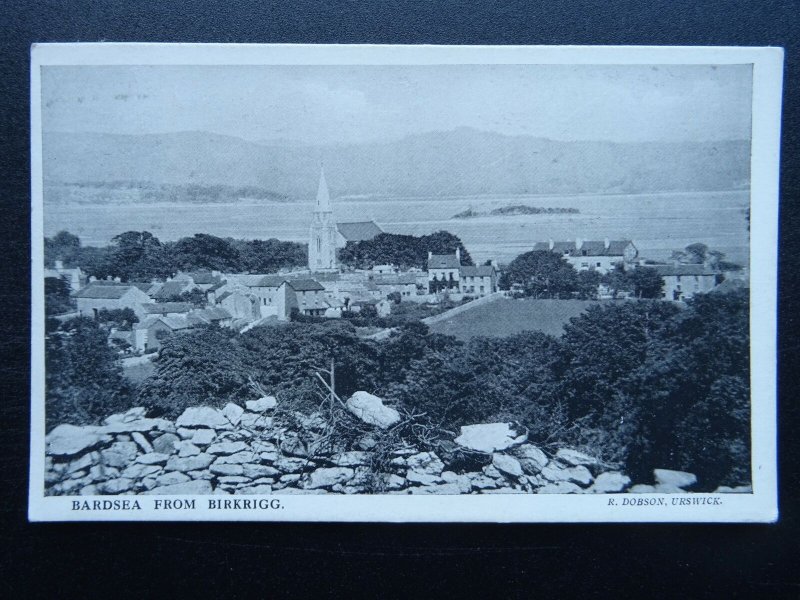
(44, 190, 750, 266)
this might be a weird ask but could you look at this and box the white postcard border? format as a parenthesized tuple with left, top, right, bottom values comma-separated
(29, 44, 783, 522)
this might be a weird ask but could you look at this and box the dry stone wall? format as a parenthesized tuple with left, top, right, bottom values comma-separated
(44, 394, 749, 497)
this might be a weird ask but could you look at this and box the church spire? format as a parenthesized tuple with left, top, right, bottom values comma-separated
(315, 165, 331, 212)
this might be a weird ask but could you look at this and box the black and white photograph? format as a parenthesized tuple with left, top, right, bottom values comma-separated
(28, 44, 781, 521)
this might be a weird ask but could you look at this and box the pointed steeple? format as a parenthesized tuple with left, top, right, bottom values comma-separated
(315, 165, 331, 212)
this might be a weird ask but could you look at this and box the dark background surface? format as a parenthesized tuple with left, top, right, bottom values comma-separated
(1, 1, 798, 596)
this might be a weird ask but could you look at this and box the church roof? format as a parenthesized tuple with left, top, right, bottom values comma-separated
(336, 221, 383, 242)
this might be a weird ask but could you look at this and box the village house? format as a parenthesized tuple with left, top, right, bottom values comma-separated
(288, 278, 329, 317)
(44, 260, 87, 292)
(533, 239, 638, 274)
(172, 271, 224, 291)
(151, 279, 199, 302)
(427, 249, 497, 297)
(72, 282, 153, 320)
(458, 265, 497, 297)
(132, 315, 192, 353)
(427, 249, 463, 293)
(373, 273, 419, 299)
(216, 290, 260, 321)
(651, 264, 719, 301)
(141, 302, 193, 318)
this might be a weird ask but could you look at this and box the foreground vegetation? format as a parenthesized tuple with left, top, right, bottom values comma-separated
(46, 289, 750, 490)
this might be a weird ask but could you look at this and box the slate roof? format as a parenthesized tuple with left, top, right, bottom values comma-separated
(533, 240, 634, 257)
(142, 302, 193, 315)
(152, 281, 191, 299)
(135, 315, 192, 331)
(337, 221, 383, 242)
(73, 283, 138, 299)
(129, 282, 155, 293)
(288, 278, 325, 292)
(427, 254, 461, 269)
(254, 276, 288, 288)
(460, 265, 496, 277)
(186, 307, 232, 325)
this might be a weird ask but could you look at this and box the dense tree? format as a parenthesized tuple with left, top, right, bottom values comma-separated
(230, 238, 307, 273)
(499, 250, 578, 298)
(44, 230, 81, 266)
(575, 270, 601, 300)
(44, 276, 74, 316)
(95, 308, 139, 329)
(628, 266, 664, 299)
(45, 317, 133, 430)
(171, 233, 241, 272)
(339, 231, 473, 270)
(138, 325, 249, 416)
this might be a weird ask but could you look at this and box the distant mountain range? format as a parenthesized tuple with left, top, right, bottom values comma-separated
(43, 128, 750, 199)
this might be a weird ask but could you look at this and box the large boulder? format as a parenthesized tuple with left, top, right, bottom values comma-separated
(653, 469, 697, 489)
(245, 396, 277, 412)
(100, 441, 139, 468)
(541, 463, 593, 486)
(222, 403, 244, 426)
(165, 453, 215, 472)
(142, 480, 212, 495)
(587, 472, 631, 493)
(100, 418, 171, 434)
(152, 433, 180, 455)
(492, 454, 523, 478)
(346, 392, 401, 429)
(513, 444, 549, 472)
(176, 407, 230, 430)
(46, 424, 111, 457)
(306, 467, 355, 489)
(207, 441, 248, 456)
(555, 448, 600, 467)
(454, 422, 528, 453)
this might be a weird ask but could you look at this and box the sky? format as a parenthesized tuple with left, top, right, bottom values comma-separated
(41, 63, 753, 145)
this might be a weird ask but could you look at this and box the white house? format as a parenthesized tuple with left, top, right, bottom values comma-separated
(651, 264, 719, 301)
(73, 282, 153, 320)
(533, 239, 638, 274)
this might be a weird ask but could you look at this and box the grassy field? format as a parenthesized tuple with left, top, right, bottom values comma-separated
(428, 298, 599, 340)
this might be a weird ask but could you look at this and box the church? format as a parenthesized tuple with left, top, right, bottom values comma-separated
(307, 167, 384, 273)
(308, 167, 338, 272)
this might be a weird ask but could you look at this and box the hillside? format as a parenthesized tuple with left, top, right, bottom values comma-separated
(43, 128, 750, 199)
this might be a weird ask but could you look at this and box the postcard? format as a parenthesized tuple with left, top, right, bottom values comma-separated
(29, 44, 782, 521)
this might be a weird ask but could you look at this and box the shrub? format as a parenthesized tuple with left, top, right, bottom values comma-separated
(45, 317, 134, 430)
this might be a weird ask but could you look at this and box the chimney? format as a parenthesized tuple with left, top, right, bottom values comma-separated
(548, 239, 554, 250)
(428, 251, 432, 260)
(54, 260, 63, 270)
(575, 238, 583, 251)
(491, 259, 498, 269)
(604, 238, 610, 250)
(455, 247, 461, 262)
